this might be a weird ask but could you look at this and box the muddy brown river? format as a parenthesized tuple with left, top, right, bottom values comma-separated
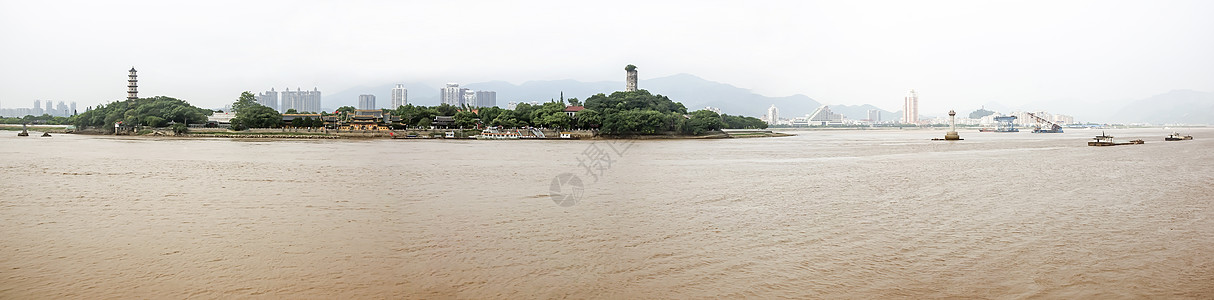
(1, 128, 1211, 298)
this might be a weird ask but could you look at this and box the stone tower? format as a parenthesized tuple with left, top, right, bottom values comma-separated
(127, 67, 138, 100)
(625, 64, 638, 92)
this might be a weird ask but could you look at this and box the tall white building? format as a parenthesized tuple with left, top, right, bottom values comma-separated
(474, 91, 497, 107)
(257, 88, 279, 111)
(280, 87, 322, 113)
(867, 109, 881, 122)
(391, 84, 408, 108)
(358, 94, 376, 110)
(766, 104, 779, 124)
(55, 101, 69, 117)
(903, 90, 919, 124)
(441, 83, 463, 106)
(463, 89, 475, 107)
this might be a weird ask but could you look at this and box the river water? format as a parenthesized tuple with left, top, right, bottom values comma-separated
(1, 128, 1212, 299)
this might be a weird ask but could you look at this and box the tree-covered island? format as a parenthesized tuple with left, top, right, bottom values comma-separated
(218, 87, 766, 138)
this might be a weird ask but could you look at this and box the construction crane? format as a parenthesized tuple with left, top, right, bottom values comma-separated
(1025, 112, 1063, 133)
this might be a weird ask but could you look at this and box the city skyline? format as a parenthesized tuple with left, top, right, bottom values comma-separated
(2, 1, 1213, 115)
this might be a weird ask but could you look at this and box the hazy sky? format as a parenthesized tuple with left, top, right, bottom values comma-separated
(2, 0, 1212, 113)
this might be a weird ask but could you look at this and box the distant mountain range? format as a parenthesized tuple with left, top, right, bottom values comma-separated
(1111, 89, 1214, 124)
(323, 75, 1212, 124)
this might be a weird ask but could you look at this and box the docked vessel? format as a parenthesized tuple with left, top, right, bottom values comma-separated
(1165, 132, 1193, 141)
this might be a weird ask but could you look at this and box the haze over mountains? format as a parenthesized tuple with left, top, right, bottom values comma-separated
(323, 74, 1213, 125)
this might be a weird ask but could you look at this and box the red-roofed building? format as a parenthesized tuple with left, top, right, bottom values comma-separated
(564, 106, 585, 118)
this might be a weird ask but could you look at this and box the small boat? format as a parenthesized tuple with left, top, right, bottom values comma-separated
(41, 132, 51, 137)
(1165, 132, 1193, 141)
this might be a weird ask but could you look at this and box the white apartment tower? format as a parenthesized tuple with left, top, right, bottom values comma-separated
(257, 88, 279, 111)
(463, 89, 475, 107)
(867, 109, 881, 122)
(766, 104, 779, 124)
(280, 87, 322, 113)
(127, 67, 138, 100)
(441, 83, 463, 106)
(903, 90, 919, 124)
(358, 94, 376, 110)
(391, 84, 407, 108)
(474, 91, 497, 107)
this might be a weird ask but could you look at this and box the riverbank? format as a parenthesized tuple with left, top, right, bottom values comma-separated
(51, 126, 793, 140)
(0, 124, 71, 133)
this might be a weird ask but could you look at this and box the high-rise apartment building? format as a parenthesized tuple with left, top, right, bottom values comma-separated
(257, 88, 279, 111)
(766, 104, 779, 124)
(280, 87, 322, 113)
(441, 83, 462, 106)
(867, 109, 881, 122)
(391, 84, 408, 108)
(56, 101, 69, 117)
(903, 90, 919, 124)
(463, 89, 475, 108)
(474, 91, 497, 108)
(33, 100, 43, 116)
(358, 94, 376, 110)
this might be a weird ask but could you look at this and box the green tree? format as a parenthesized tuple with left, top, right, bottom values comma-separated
(229, 91, 282, 130)
(436, 103, 458, 116)
(453, 111, 478, 128)
(512, 103, 535, 126)
(285, 108, 299, 114)
(684, 110, 725, 135)
(477, 107, 505, 125)
(417, 118, 432, 128)
(72, 96, 211, 133)
(584, 90, 687, 135)
(574, 108, 601, 129)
